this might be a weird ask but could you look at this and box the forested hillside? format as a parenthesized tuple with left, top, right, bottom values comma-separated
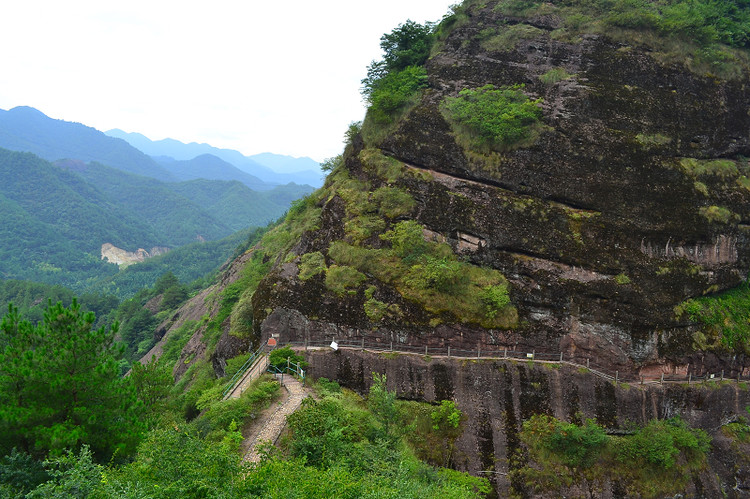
(0, 148, 305, 291)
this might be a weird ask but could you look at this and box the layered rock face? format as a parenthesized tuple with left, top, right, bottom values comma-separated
(253, 3, 750, 376)
(101, 243, 169, 267)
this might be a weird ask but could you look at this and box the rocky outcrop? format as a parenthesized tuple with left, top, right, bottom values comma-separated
(101, 243, 169, 267)
(250, 1, 750, 377)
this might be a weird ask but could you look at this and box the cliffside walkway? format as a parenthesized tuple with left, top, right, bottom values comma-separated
(223, 345, 271, 400)
(243, 374, 309, 464)
(284, 339, 750, 386)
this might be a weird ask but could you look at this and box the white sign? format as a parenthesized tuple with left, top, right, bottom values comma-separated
(330, 341, 339, 351)
(526, 353, 534, 359)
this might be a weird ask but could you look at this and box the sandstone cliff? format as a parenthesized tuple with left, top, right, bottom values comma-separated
(251, 0, 750, 378)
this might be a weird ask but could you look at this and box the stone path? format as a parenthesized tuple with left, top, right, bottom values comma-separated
(243, 374, 309, 463)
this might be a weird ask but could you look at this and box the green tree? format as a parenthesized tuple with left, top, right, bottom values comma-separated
(0, 300, 144, 461)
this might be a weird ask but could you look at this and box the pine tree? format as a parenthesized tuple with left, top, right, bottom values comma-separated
(0, 300, 143, 461)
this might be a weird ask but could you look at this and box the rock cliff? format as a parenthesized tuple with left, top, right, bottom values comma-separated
(251, 0, 750, 377)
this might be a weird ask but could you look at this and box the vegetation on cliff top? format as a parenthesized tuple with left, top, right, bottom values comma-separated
(485, 0, 750, 77)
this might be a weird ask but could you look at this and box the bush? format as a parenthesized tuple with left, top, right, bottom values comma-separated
(325, 265, 367, 297)
(443, 84, 543, 152)
(480, 283, 511, 318)
(365, 67, 429, 124)
(406, 256, 464, 293)
(298, 251, 326, 281)
(268, 345, 306, 370)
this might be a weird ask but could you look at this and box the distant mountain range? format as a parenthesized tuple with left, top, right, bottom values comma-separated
(0, 106, 324, 189)
(105, 129, 324, 187)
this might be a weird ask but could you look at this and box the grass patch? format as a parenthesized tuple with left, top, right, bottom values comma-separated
(442, 84, 544, 153)
(539, 67, 576, 85)
(481, 23, 545, 52)
(680, 158, 739, 177)
(699, 205, 737, 224)
(325, 265, 367, 297)
(298, 251, 326, 281)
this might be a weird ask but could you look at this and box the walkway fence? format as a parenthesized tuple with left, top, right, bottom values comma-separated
(267, 358, 306, 385)
(281, 339, 750, 387)
(222, 342, 269, 398)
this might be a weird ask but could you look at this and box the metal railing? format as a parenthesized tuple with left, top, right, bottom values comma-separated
(222, 343, 269, 398)
(281, 338, 750, 386)
(267, 358, 306, 385)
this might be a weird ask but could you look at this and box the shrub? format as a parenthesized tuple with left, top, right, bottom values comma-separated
(699, 205, 736, 224)
(380, 220, 428, 263)
(372, 186, 415, 218)
(480, 283, 511, 318)
(298, 252, 326, 281)
(325, 265, 367, 296)
(365, 66, 429, 124)
(443, 84, 543, 152)
(269, 345, 306, 370)
(406, 256, 464, 293)
(539, 67, 575, 85)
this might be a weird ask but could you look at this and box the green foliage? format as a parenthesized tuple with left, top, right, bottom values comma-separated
(360, 20, 435, 128)
(678, 279, 750, 353)
(538, 67, 576, 85)
(431, 400, 462, 431)
(516, 414, 711, 497)
(197, 376, 280, 445)
(321, 155, 343, 173)
(372, 186, 415, 218)
(406, 256, 464, 293)
(478, 283, 509, 319)
(614, 273, 631, 285)
(618, 417, 710, 470)
(25, 446, 102, 499)
(364, 67, 429, 125)
(298, 251, 327, 281)
(102, 425, 245, 498)
(367, 373, 400, 442)
(680, 157, 739, 177)
(325, 265, 367, 297)
(699, 205, 737, 223)
(481, 23, 545, 52)
(268, 346, 307, 370)
(129, 357, 173, 428)
(442, 84, 544, 152)
(0, 300, 143, 461)
(0, 448, 50, 497)
(380, 220, 428, 263)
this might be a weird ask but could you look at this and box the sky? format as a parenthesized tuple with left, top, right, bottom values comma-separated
(0, 1, 458, 162)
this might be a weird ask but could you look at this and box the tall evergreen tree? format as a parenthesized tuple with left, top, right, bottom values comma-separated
(0, 300, 143, 462)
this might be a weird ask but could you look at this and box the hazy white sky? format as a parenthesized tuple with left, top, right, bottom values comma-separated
(0, 1, 457, 162)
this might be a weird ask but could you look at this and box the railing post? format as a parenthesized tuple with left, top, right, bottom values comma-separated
(532, 349, 535, 360)
(425, 345, 428, 355)
(448, 346, 451, 358)
(660, 373, 664, 384)
(390, 341, 393, 352)
(640, 375, 644, 385)
(615, 371, 618, 384)
(586, 358, 590, 369)
(478, 344, 481, 359)
(721, 370, 724, 381)
(504, 348, 507, 359)
(361, 338, 365, 351)
(560, 352, 563, 362)
(688, 373, 692, 384)
(304, 338, 308, 351)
